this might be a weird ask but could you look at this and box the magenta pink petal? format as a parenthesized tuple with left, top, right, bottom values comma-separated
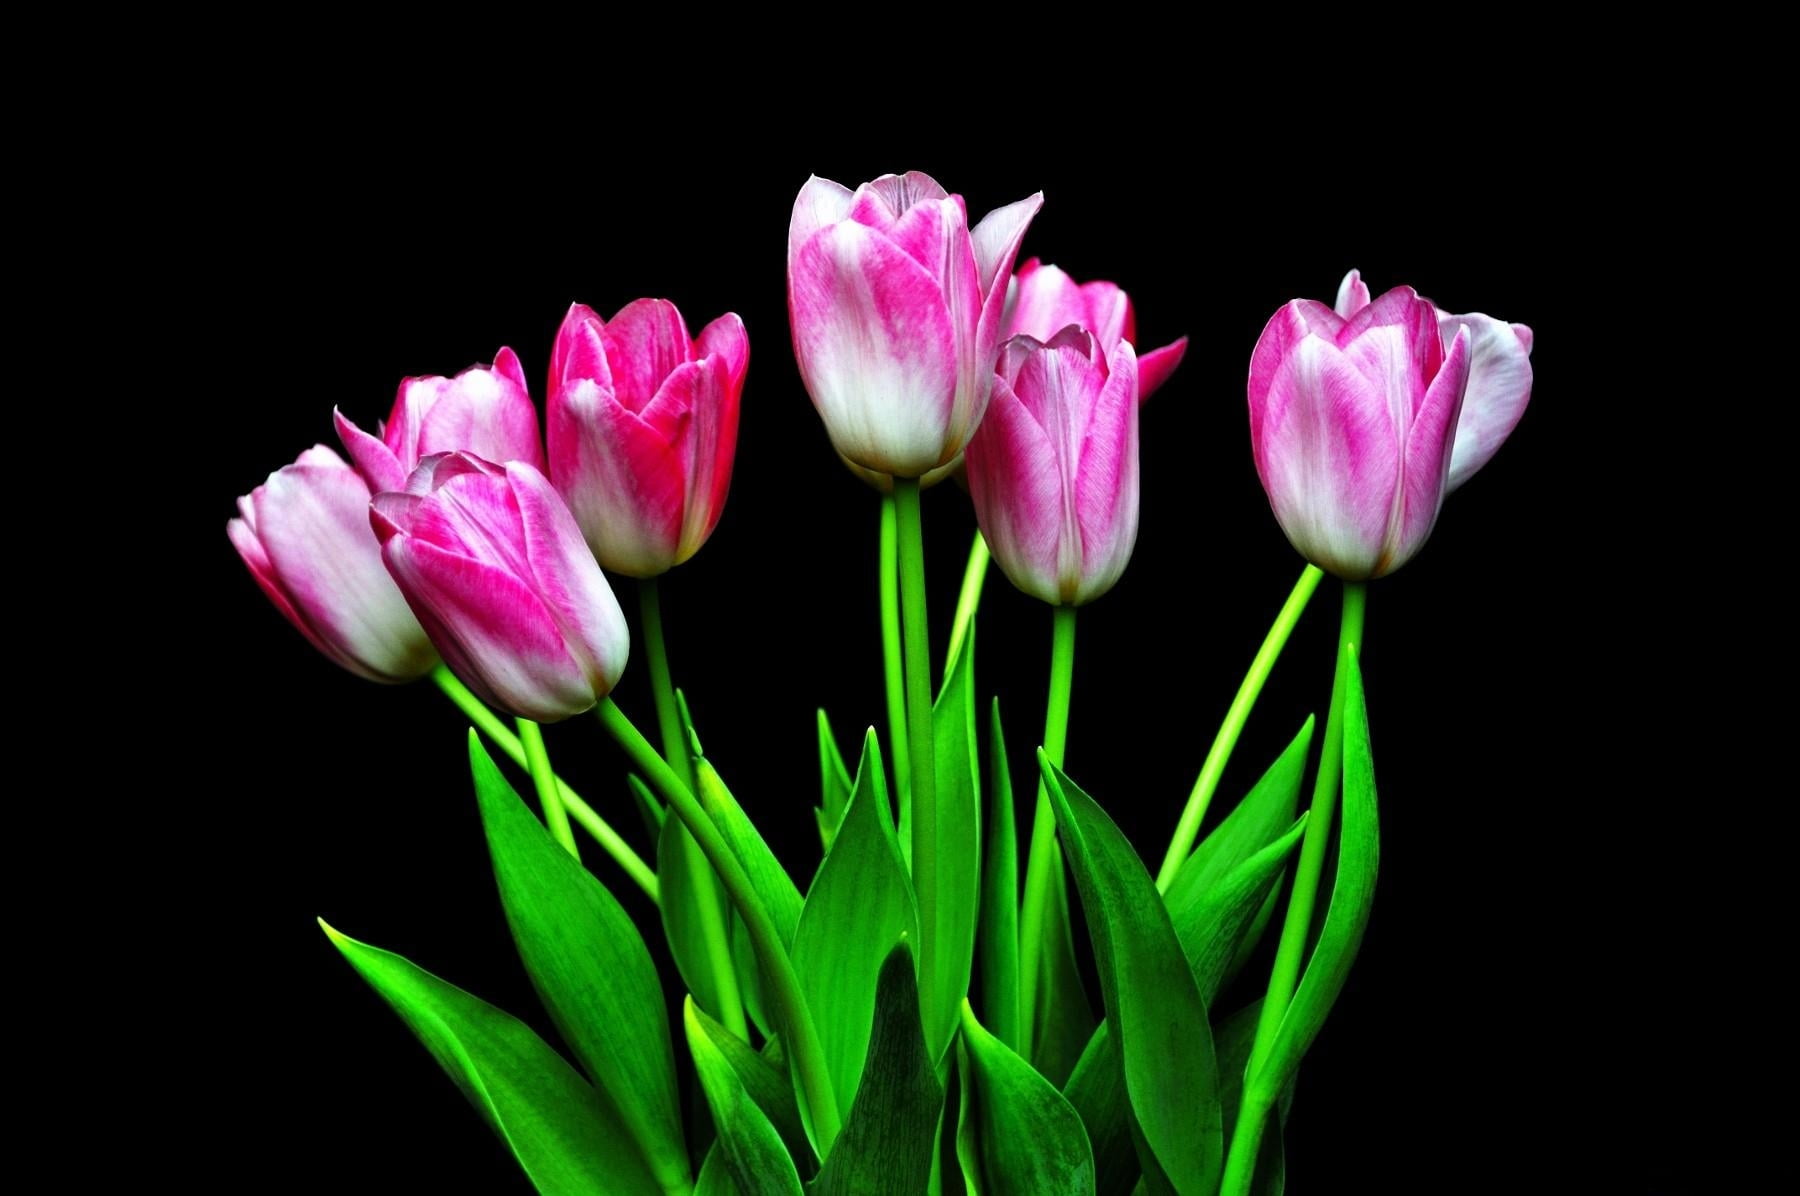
(966, 375, 1065, 605)
(1441, 313, 1534, 491)
(696, 312, 750, 393)
(1135, 337, 1188, 404)
(1334, 268, 1372, 318)
(789, 175, 855, 266)
(507, 463, 629, 696)
(334, 408, 408, 494)
(602, 300, 695, 414)
(549, 377, 687, 577)
(1386, 324, 1471, 574)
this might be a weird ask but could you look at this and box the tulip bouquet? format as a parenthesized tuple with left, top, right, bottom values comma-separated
(230, 171, 1532, 1194)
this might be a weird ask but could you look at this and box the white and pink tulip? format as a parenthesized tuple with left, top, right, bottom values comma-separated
(1002, 258, 1187, 403)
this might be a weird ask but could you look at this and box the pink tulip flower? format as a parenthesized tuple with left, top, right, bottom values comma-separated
(788, 170, 1043, 478)
(1002, 258, 1188, 402)
(372, 453, 628, 722)
(229, 446, 439, 683)
(546, 299, 748, 577)
(965, 329, 1140, 606)
(335, 348, 545, 494)
(1248, 285, 1476, 580)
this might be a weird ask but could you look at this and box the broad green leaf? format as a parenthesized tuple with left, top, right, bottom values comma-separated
(814, 941, 943, 1196)
(469, 735, 688, 1193)
(979, 697, 1020, 1052)
(660, 812, 733, 1026)
(686, 998, 805, 1196)
(1251, 652, 1379, 1108)
(321, 920, 661, 1196)
(791, 731, 919, 1117)
(1031, 861, 1095, 1088)
(1042, 758, 1221, 1196)
(956, 1000, 1095, 1196)
(690, 1001, 812, 1169)
(627, 773, 667, 837)
(1065, 816, 1308, 1194)
(816, 708, 853, 852)
(1164, 716, 1314, 919)
(923, 625, 982, 1061)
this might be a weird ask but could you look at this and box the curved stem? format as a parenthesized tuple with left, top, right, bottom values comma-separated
(596, 697, 843, 1151)
(641, 578, 746, 1041)
(518, 719, 579, 859)
(946, 530, 991, 670)
(1017, 604, 1077, 1060)
(1156, 565, 1324, 890)
(432, 666, 658, 902)
(893, 477, 940, 1029)
(1224, 581, 1366, 1196)
(880, 493, 911, 810)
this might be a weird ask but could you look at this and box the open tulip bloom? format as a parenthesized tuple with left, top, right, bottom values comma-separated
(230, 198, 1534, 1191)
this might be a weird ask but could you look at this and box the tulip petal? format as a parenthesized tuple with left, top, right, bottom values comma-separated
(550, 304, 613, 398)
(1072, 342, 1140, 605)
(384, 536, 595, 722)
(852, 171, 951, 226)
(549, 378, 686, 577)
(1135, 337, 1188, 404)
(970, 193, 1045, 298)
(415, 348, 546, 470)
(788, 175, 855, 266)
(789, 220, 958, 477)
(1003, 261, 1088, 342)
(696, 312, 750, 394)
(966, 373, 1065, 605)
(334, 408, 409, 494)
(404, 466, 537, 586)
(1079, 281, 1133, 350)
(603, 299, 694, 414)
(507, 463, 629, 697)
(1385, 324, 1471, 575)
(1334, 269, 1371, 318)
(668, 354, 739, 565)
(1338, 288, 1442, 427)
(1441, 313, 1533, 491)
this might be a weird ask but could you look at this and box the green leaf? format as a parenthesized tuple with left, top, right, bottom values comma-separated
(923, 623, 982, 1061)
(1250, 652, 1379, 1108)
(814, 941, 943, 1196)
(321, 920, 661, 1196)
(1041, 757, 1221, 1196)
(1031, 861, 1095, 1088)
(469, 734, 689, 1193)
(1215, 1001, 1287, 1196)
(979, 697, 1020, 1052)
(689, 1000, 812, 1170)
(956, 1000, 1094, 1196)
(695, 1148, 740, 1196)
(791, 730, 919, 1117)
(627, 773, 667, 838)
(686, 997, 805, 1196)
(660, 812, 733, 1026)
(816, 709, 853, 852)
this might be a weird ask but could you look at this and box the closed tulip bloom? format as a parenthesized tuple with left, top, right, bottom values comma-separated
(228, 446, 439, 682)
(547, 299, 748, 577)
(1003, 258, 1188, 402)
(1335, 268, 1534, 491)
(1248, 285, 1475, 580)
(372, 453, 628, 722)
(788, 170, 1043, 478)
(965, 329, 1140, 606)
(335, 348, 545, 494)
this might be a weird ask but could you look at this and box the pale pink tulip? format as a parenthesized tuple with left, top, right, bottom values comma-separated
(372, 453, 628, 722)
(1002, 258, 1187, 402)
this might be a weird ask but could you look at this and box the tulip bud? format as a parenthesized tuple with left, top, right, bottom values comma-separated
(372, 453, 628, 722)
(228, 446, 439, 682)
(335, 347, 544, 494)
(547, 299, 748, 577)
(965, 329, 1140, 606)
(1248, 286, 1474, 580)
(1002, 258, 1188, 402)
(787, 171, 1042, 478)
(1335, 268, 1534, 492)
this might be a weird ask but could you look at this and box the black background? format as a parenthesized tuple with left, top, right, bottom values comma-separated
(195, 139, 1678, 1191)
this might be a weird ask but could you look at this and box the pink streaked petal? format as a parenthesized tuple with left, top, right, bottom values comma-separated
(1002, 261, 1087, 342)
(550, 304, 612, 395)
(1440, 313, 1533, 491)
(229, 514, 341, 667)
(1249, 302, 1337, 423)
(1135, 337, 1188, 404)
(965, 375, 1065, 605)
(1071, 342, 1140, 604)
(877, 195, 960, 280)
(408, 468, 534, 582)
(695, 312, 750, 393)
(415, 348, 545, 470)
(942, 207, 988, 461)
(1385, 324, 1471, 574)
(602, 299, 694, 414)
(1339, 287, 1442, 425)
(548, 378, 686, 577)
(1012, 328, 1104, 437)
(995, 333, 1044, 387)
(851, 171, 951, 228)
(1253, 333, 1397, 580)
(789, 219, 958, 477)
(385, 536, 596, 722)
(673, 354, 739, 565)
(507, 463, 628, 696)
(789, 175, 856, 266)
(1334, 269, 1372, 318)
(335, 408, 409, 494)
(970, 192, 1045, 298)
(1079, 280, 1132, 351)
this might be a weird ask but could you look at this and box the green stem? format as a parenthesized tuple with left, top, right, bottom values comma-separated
(892, 477, 940, 1028)
(1223, 581, 1366, 1196)
(1155, 565, 1324, 891)
(596, 697, 842, 1150)
(880, 493, 911, 809)
(431, 666, 658, 902)
(641, 578, 747, 1041)
(945, 529, 991, 670)
(1017, 604, 1077, 1061)
(517, 719, 579, 859)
